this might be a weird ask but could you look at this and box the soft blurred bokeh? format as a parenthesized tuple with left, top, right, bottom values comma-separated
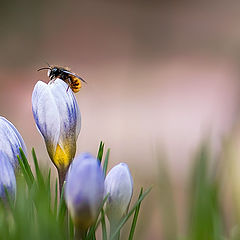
(2, 1, 240, 239)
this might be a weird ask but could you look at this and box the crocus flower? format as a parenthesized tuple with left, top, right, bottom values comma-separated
(32, 79, 81, 187)
(65, 153, 104, 234)
(0, 151, 16, 200)
(104, 163, 133, 238)
(0, 116, 27, 168)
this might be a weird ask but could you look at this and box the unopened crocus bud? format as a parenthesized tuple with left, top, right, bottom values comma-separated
(0, 151, 16, 200)
(105, 163, 133, 238)
(0, 116, 27, 168)
(65, 153, 104, 233)
(32, 79, 81, 189)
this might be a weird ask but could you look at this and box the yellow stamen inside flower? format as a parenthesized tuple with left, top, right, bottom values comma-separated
(53, 143, 74, 169)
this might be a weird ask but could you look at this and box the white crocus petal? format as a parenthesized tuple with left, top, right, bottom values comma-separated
(105, 163, 133, 223)
(32, 81, 60, 153)
(49, 79, 80, 149)
(0, 151, 16, 200)
(65, 153, 104, 231)
(32, 79, 81, 170)
(0, 116, 27, 168)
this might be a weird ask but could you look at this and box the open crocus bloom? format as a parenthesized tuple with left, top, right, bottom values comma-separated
(32, 79, 81, 175)
(65, 153, 104, 232)
(0, 116, 27, 168)
(0, 151, 16, 200)
(105, 163, 133, 223)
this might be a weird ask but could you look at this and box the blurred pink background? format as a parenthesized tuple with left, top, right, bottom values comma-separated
(1, 1, 240, 238)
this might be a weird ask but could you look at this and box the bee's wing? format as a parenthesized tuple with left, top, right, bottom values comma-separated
(62, 70, 87, 83)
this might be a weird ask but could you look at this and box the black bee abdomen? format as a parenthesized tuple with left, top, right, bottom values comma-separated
(59, 72, 68, 80)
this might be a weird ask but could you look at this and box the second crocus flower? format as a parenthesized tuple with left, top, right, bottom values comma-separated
(65, 153, 105, 236)
(32, 79, 81, 189)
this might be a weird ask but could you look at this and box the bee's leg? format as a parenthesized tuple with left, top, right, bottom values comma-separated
(66, 78, 71, 92)
(49, 76, 56, 84)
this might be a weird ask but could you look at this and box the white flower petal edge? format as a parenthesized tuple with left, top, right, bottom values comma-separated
(104, 163, 133, 222)
(49, 79, 81, 149)
(32, 80, 60, 153)
(0, 116, 27, 167)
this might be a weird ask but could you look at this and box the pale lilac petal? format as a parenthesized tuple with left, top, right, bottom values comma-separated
(49, 79, 81, 149)
(0, 117, 27, 167)
(65, 153, 104, 227)
(105, 163, 133, 222)
(0, 151, 16, 200)
(32, 81, 60, 153)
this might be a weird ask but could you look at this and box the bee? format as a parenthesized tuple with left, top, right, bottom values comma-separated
(37, 63, 86, 93)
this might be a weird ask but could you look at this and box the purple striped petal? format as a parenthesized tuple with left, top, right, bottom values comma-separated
(0, 151, 16, 200)
(0, 116, 27, 168)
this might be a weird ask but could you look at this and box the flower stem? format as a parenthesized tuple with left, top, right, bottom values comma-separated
(75, 227, 87, 240)
(58, 168, 67, 196)
(110, 221, 120, 240)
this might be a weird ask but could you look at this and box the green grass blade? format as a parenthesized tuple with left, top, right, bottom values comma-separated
(187, 143, 223, 240)
(46, 168, 51, 208)
(110, 187, 152, 240)
(17, 155, 32, 187)
(103, 149, 110, 177)
(47, 169, 51, 190)
(128, 188, 143, 240)
(54, 178, 58, 217)
(19, 148, 34, 184)
(68, 212, 74, 240)
(101, 208, 107, 240)
(32, 148, 44, 187)
(97, 141, 104, 163)
(3, 186, 14, 211)
(58, 182, 67, 223)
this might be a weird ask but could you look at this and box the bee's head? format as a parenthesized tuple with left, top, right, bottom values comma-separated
(48, 67, 60, 80)
(37, 65, 61, 80)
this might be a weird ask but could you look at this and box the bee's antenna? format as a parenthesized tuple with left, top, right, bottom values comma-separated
(45, 61, 51, 68)
(37, 67, 51, 72)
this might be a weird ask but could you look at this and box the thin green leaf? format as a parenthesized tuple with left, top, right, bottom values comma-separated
(97, 141, 105, 163)
(128, 188, 143, 240)
(47, 169, 51, 191)
(3, 186, 14, 211)
(19, 148, 34, 183)
(54, 178, 58, 217)
(32, 148, 44, 187)
(17, 155, 32, 187)
(68, 212, 74, 240)
(188, 143, 223, 240)
(110, 187, 152, 240)
(101, 208, 107, 240)
(103, 149, 110, 177)
(46, 168, 51, 208)
(58, 182, 67, 223)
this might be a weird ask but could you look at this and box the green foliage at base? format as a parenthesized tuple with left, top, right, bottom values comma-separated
(0, 143, 150, 240)
(158, 143, 227, 240)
